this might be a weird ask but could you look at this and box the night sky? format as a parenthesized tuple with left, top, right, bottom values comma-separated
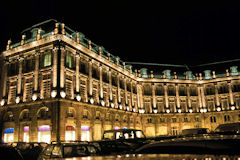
(1, 1, 240, 66)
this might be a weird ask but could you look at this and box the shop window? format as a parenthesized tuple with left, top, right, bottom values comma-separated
(210, 116, 216, 123)
(43, 53, 52, 67)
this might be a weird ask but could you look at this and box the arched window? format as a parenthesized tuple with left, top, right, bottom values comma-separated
(37, 108, 50, 119)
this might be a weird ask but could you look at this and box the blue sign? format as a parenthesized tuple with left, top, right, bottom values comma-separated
(4, 128, 14, 133)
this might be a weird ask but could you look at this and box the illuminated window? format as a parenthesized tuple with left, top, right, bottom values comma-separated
(43, 53, 52, 67)
(66, 55, 73, 69)
(65, 126, 75, 141)
(4, 128, 14, 143)
(194, 117, 200, 122)
(83, 110, 88, 119)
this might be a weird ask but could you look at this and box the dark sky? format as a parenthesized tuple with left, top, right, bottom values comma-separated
(1, 1, 240, 66)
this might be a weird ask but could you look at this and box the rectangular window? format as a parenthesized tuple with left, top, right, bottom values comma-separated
(66, 55, 73, 69)
(43, 53, 52, 67)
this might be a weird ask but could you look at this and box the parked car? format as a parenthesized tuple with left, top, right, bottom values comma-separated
(182, 128, 209, 136)
(37, 142, 99, 160)
(0, 144, 24, 160)
(5, 142, 47, 160)
(93, 129, 148, 154)
(214, 122, 240, 134)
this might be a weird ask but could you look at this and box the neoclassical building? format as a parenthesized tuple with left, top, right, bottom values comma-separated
(0, 19, 240, 143)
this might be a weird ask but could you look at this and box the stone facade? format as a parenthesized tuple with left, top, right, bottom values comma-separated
(0, 20, 240, 143)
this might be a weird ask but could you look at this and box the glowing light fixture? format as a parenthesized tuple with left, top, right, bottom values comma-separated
(200, 108, 203, 113)
(139, 109, 145, 113)
(60, 91, 66, 98)
(166, 109, 170, 113)
(177, 109, 181, 113)
(119, 104, 123, 110)
(132, 108, 136, 112)
(101, 100, 105, 106)
(51, 90, 57, 98)
(16, 96, 20, 104)
(89, 97, 94, 104)
(76, 95, 81, 102)
(126, 106, 130, 111)
(32, 93, 38, 101)
(216, 107, 221, 112)
(189, 109, 193, 113)
(153, 109, 158, 113)
(203, 108, 207, 113)
(0, 99, 5, 106)
(111, 102, 114, 108)
(231, 106, 235, 110)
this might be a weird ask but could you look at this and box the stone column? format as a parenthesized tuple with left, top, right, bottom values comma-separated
(130, 81, 133, 110)
(124, 78, 128, 106)
(108, 69, 112, 101)
(214, 83, 220, 110)
(152, 83, 156, 109)
(164, 84, 169, 108)
(197, 85, 202, 112)
(1, 61, 8, 99)
(60, 47, 65, 89)
(137, 82, 142, 112)
(117, 73, 121, 103)
(175, 84, 180, 108)
(34, 51, 40, 91)
(228, 81, 234, 107)
(17, 57, 24, 97)
(186, 84, 191, 111)
(75, 54, 80, 93)
(200, 85, 206, 108)
(99, 65, 103, 98)
(88, 60, 93, 96)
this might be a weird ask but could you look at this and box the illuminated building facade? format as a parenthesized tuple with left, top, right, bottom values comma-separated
(0, 20, 240, 143)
